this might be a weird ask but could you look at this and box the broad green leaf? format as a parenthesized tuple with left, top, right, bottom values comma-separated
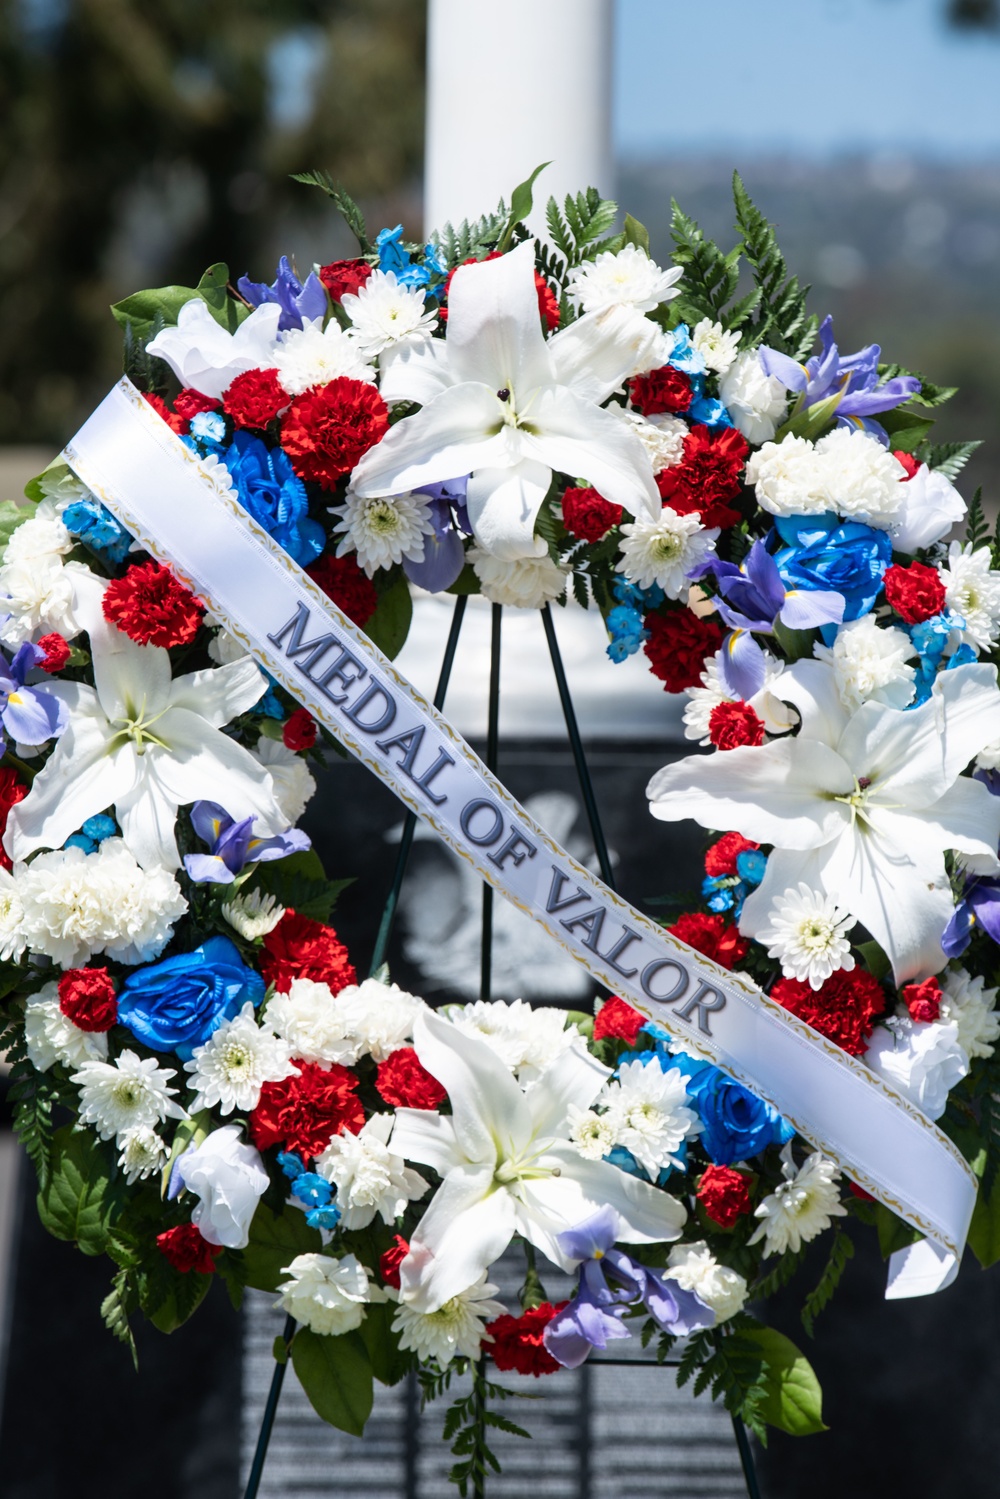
(244, 1203, 323, 1293)
(741, 1326, 826, 1436)
(509, 162, 550, 229)
(359, 1302, 412, 1386)
(0, 500, 29, 560)
(111, 261, 245, 344)
(877, 406, 935, 449)
(253, 849, 354, 925)
(772, 620, 815, 662)
(874, 1202, 922, 1259)
(363, 573, 413, 659)
(196, 262, 249, 333)
(446, 562, 481, 595)
(36, 1126, 123, 1256)
(773, 390, 843, 443)
(968, 1178, 1000, 1268)
(291, 1328, 374, 1436)
(144, 1269, 212, 1333)
(623, 213, 650, 254)
(856, 939, 890, 982)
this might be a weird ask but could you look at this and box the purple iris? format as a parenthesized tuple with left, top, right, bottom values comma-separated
(0, 642, 67, 747)
(759, 316, 920, 443)
(543, 1207, 714, 1369)
(943, 781, 1000, 957)
(183, 801, 311, 884)
(237, 256, 327, 333)
(403, 477, 471, 593)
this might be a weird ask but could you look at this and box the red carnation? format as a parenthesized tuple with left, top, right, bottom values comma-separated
(307, 552, 380, 628)
(697, 1165, 753, 1229)
(0, 768, 26, 872)
(628, 365, 693, 416)
(771, 969, 885, 1057)
(883, 562, 946, 625)
(657, 425, 749, 530)
(708, 700, 766, 751)
(156, 1223, 221, 1275)
(643, 608, 725, 694)
(669, 911, 748, 970)
(704, 833, 759, 879)
(57, 967, 118, 1032)
(849, 1181, 875, 1203)
(250, 1060, 364, 1158)
(319, 259, 373, 302)
(561, 486, 622, 542)
(283, 707, 317, 752)
(102, 561, 204, 648)
(142, 392, 188, 435)
(893, 449, 921, 480)
(593, 995, 646, 1046)
(173, 389, 221, 423)
(485, 1303, 565, 1377)
(281, 378, 389, 491)
(259, 909, 357, 994)
(223, 368, 289, 429)
(35, 633, 70, 672)
(375, 1047, 447, 1110)
(902, 976, 942, 1024)
(379, 1234, 410, 1290)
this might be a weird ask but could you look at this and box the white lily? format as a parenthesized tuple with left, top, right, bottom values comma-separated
(146, 299, 282, 400)
(350, 240, 661, 561)
(392, 1010, 686, 1314)
(5, 604, 287, 871)
(647, 660, 1000, 984)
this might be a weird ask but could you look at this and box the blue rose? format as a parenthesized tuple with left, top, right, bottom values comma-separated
(118, 935, 265, 1060)
(770, 513, 891, 621)
(222, 431, 325, 567)
(674, 1054, 794, 1165)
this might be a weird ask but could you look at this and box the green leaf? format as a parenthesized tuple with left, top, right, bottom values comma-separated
(0, 500, 29, 560)
(856, 939, 890, 981)
(966, 488, 989, 552)
(875, 1202, 922, 1259)
(879, 363, 958, 409)
(101, 1268, 138, 1369)
(733, 172, 815, 355)
(291, 172, 371, 253)
(359, 1301, 412, 1386)
(291, 1328, 374, 1436)
(253, 849, 354, 924)
(195, 262, 248, 333)
(363, 573, 412, 660)
(917, 439, 981, 480)
(446, 563, 481, 595)
(772, 619, 815, 662)
(111, 263, 245, 344)
(740, 1327, 826, 1436)
(143, 1265, 212, 1333)
(243, 1203, 323, 1293)
(877, 406, 935, 451)
(773, 390, 844, 443)
(36, 1126, 123, 1256)
(505, 163, 550, 239)
(623, 213, 650, 254)
(800, 1230, 854, 1337)
(968, 1176, 1000, 1267)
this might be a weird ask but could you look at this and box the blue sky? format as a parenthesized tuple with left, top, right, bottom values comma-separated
(615, 0, 1000, 157)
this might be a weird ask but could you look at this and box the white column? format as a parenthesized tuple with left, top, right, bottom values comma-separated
(424, 0, 614, 238)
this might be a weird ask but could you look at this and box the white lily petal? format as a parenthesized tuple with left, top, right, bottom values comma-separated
(378, 336, 453, 406)
(400, 1163, 515, 1313)
(351, 383, 512, 499)
(116, 756, 183, 870)
(774, 659, 852, 750)
(900, 779, 1000, 870)
(525, 1046, 610, 1140)
(5, 726, 134, 862)
(92, 626, 172, 723)
(534, 1145, 687, 1246)
(446, 240, 554, 393)
(519, 387, 659, 519)
(390, 1107, 464, 1177)
(739, 846, 838, 938)
(170, 656, 267, 727)
(413, 1010, 531, 1161)
(548, 303, 661, 405)
(466, 461, 551, 561)
(150, 709, 287, 833)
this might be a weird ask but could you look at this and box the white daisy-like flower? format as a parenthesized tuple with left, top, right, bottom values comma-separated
(600, 1058, 701, 1178)
(813, 615, 916, 712)
(273, 317, 375, 396)
(392, 1270, 505, 1366)
(265, 977, 357, 1068)
(184, 1003, 297, 1114)
(691, 318, 742, 377)
(566, 245, 682, 314)
(469, 547, 568, 610)
(252, 735, 317, 824)
(317, 1112, 428, 1230)
(222, 887, 286, 940)
(666, 1241, 748, 1323)
(616, 507, 718, 597)
(341, 269, 438, 360)
(567, 1105, 618, 1161)
(939, 542, 1000, 650)
(333, 489, 434, 577)
(754, 883, 856, 990)
(24, 983, 108, 1073)
(939, 968, 1000, 1061)
(615, 407, 687, 474)
(749, 1144, 847, 1256)
(445, 998, 587, 1081)
(719, 350, 788, 445)
(0, 868, 25, 961)
(335, 979, 425, 1063)
(117, 1125, 168, 1185)
(71, 1049, 186, 1143)
(276, 1252, 376, 1336)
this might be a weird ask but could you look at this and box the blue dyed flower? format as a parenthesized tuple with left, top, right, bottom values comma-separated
(674, 1055, 793, 1166)
(238, 256, 327, 333)
(291, 1172, 334, 1210)
(62, 498, 133, 565)
(606, 578, 665, 663)
(908, 611, 977, 705)
(660, 324, 706, 377)
(375, 226, 445, 288)
(63, 813, 119, 855)
(278, 1150, 306, 1181)
(118, 935, 266, 1060)
(222, 432, 325, 567)
(771, 513, 891, 622)
(687, 394, 733, 429)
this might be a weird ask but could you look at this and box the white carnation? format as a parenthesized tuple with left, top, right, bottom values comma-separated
(341, 270, 438, 359)
(333, 489, 434, 576)
(865, 1015, 969, 1120)
(277, 1252, 375, 1336)
(3, 503, 73, 564)
(0, 554, 78, 645)
(72, 1049, 186, 1143)
(253, 735, 316, 824)
(813, 615, 917, 711)
(273, 317, 375, 396)
(600, 1058, 700, 1178)
(719, 350, 787, 445)
(812, 427, 908, 529)
(336, 978, 424, 1062)
(667, 1241, 747, 1323)
(316, 1112, 428, 1230)
(566, 245, 682, 314)
(445, 998, 587, 1081)
(754, 883, 856, 990)
(749, 1144, 847, 1256)
(184, 1002, 298, 1114)
(940, 967, 1000, 1061)
(0, 868, 25, 961)
(615, 408, 687, 474)
(393, 1271, 505, 1366)
(691, 319, 742, 377)
(746, 434, 825, 517)
(939, 542, 1000, 650)
(207, 627, 249, 665)
(470, 547, 568, 609)
(265, 977, 358, 1068)
(616, 507, 718, 597)
(25, 982, 108, 1072)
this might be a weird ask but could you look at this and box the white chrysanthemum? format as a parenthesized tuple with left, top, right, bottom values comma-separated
(333, 489, 434, 577)
(567, 1105, 618, 1161)
(277, 1252, 374, 1336)
(24, 983, 108, 1072)
(336, 978, 424, 1062)
(117, 1126, 168, 1185)
(469, 547, 568, 610)
(566, 245, 682, 314)
(444, 998, 587, 1081)
(616, 507, 718, 597)
(184, 1002, 297, 1114)
(754, 883, 856, 989)
(316, 1112, 428, 1230)
(940, 968, 1000, 1061)
(341, 269, 438, 359)
(667, 1241, 748, 1323)
(72, 1049, 186, 1143)
(0, 868, 25, 961)
(252, 735, 316, 824)
(3, 503, 73, 565)
(392, 1271, 505, 1366)
(682, 650, 790, 743)
(36, 467, 93, 512)
(813, 616, 917, 712)
(16, 839, 187, 968)
(864, 1016, 969, 1121)
(813, 428, 908, 528)
(222, 887, 286, 940)
(749, 1145, 847, 1256)
(746, 434, 826, 517)
(691, 318, 742, 377)
(615, 408, 687, 474)
(273, 317, 375, 396)
(601, 1058, 700, 1177)
(265, 977, 357, 1067)
(939, 542, 1000, 650)
(719, 350, 788, 445)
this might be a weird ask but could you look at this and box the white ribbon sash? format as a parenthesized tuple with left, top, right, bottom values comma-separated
(62, 378, 977, 1296)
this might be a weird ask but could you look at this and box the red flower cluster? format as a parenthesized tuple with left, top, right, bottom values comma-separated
(440, 253, 559, 330)
(250, 1060, 365, 1158)
(307, 552, 380, 628)
(259, 910, 357, 994)
(593, 995, 646, 1046)
(893, 449, 921, 480)
(704, 832, 759, 879)
(157, 1223, 221, 1275)
(283, 707, 317, 752)
(375, 1047, 447, 1109)
(58, 967, 118, 1032)
(223, 368, 289, 429)
(102, 561, 204, 648)
(708, 701, 766, 751)
(0, 768, 27, 872)
(379, 1235, 409, 1290)
(669, 911, 748, 969)
(174, 389, 221, 424)
(697, 1165, 753, 1229)
(883, 561, 946, 625)
(319, 259, 373, 302)
(656, 425, 749, 530)
(628, 365, 692, 416)
(36, 633, 70, 672)
(643, 608, 724, 694)
(142, 392, 187, 435)
(485, 1303, 565, 1377)
(560, 486, 622, 542)
(902, 976, 942, 1024)
(281, 378, 389, 491)
(771, 969, 885, 1056)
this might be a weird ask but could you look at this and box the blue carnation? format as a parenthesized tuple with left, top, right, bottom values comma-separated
(62, 499, 133, 565)
(674, 1054, 794, 1165)
(770, 513, 891, 622)
(221, 431, 325, 567)
(117, 935, 266, 1060)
